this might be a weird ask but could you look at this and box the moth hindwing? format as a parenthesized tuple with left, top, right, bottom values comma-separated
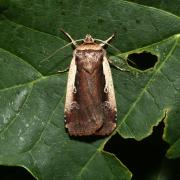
(64, 33, 117, 136)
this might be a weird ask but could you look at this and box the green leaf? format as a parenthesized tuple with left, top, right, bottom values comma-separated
(127, 0, 180, 16)
(116, 35, 180, 139)
(0, 0, 180, 179)
(164, 97, 180, 159)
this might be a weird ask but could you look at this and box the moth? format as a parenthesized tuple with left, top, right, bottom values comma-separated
(63, 31, 117, 136)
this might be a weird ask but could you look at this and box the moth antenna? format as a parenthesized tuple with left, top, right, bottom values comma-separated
(95, 38, 136, 67)
(99, 34, 115, 47)
(95, 38, 119, 52)
(40, 42, 74, 64)
(39, 39, 84, 64)
(60, 29, 77, 47)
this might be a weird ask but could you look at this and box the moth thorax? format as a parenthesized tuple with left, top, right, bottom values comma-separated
(84, 34, 94, 43)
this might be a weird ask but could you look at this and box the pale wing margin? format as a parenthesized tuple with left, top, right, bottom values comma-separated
(64, 51, 77, 113)
(103, 54, 117, 111)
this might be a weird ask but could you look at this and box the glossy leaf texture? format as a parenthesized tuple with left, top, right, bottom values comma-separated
(0, 0, 180, 179)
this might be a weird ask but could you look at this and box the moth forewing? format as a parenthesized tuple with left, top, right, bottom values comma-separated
(64, 34, 117, 136)
(64, 54, 77, 117)
(103, 54, 117, 111)
(94, 53, 117, 136)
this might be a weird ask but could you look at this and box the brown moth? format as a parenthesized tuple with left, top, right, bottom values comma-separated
(64, 32, 117, 136)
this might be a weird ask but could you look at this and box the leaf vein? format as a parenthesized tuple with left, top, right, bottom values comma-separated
(75, 150, 99, 180)
(0, 47, 43, 77)
(28, 93, 65, 151)
(0, 85, 33, 136)
(0, 74, 61, 92)
(4, 15, 67, 43)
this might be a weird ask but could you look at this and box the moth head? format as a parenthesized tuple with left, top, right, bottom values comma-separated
(60, 29, 115, 50)
(84, 34, 95, 44)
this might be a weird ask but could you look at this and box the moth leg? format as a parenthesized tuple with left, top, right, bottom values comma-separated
(108, 59, 130, 72)
(58, 66, 69, 73)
